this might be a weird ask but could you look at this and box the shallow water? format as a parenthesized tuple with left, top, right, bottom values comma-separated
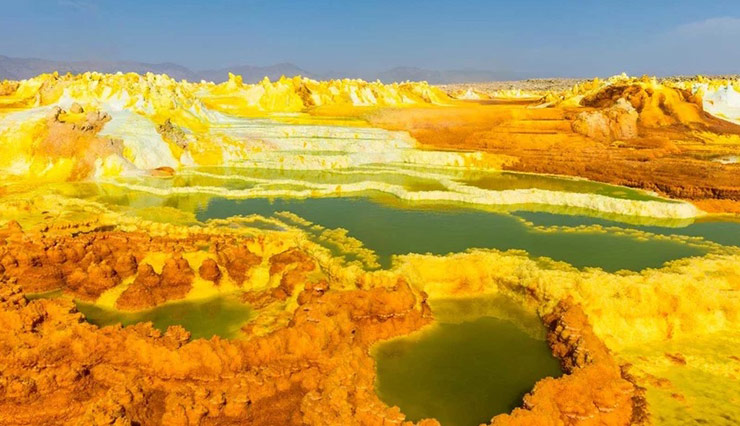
(186, 166, 675, 202)
(200, 196, 707, 271)
(39, 168, 728, 272)
(459, 170, 672, 202)
(46, 166, 722, 273)
(75, 295, 254, 340)
(515, 211, 740, 248)
(373, 315, 561, 426)
(187, 166, 451, 192)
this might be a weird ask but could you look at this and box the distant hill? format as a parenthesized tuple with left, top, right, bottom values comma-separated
(0, 55, 198, 81)
(0, 55, 527, 84)
(0, 56, 319, 83)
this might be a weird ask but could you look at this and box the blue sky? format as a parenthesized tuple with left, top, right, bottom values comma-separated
(1, 0, 739, 76)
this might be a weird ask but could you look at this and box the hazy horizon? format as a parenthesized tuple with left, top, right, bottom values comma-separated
(1, 0, 739, 78)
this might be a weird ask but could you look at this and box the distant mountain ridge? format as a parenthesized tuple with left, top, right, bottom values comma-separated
(0, 55, 198, 81)
(0, 55, 527, 84)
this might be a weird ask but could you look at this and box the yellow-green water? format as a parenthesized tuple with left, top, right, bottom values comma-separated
(75, 295, 254, 340)
(459, 170, 674, 202)
(47, 167, 726, 273)
(200, 196, 708, 271)
(373, 314, 561, 426)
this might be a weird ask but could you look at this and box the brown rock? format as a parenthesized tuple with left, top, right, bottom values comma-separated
(151, 167, 176, 177)
(215, 244, 261, 285)
(490, 298, 642, 426)
(572, 98, 638, 142)
(198, 259, 222, 283)
(116, 256, 194, 310)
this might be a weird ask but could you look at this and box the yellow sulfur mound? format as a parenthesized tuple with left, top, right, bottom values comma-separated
(0, 72, 452, 181)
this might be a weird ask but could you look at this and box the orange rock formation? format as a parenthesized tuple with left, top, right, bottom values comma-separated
(0, 220, 642, 425)
(368, 82, 740, 213)
(115, 256, 195, 310)
(490, 298, 645, 425)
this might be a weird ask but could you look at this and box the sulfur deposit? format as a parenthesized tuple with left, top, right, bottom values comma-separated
(373, 75, 740, 213)
(1, 71, 739, 425)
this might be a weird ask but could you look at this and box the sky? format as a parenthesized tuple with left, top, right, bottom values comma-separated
(1, 0, 739, 77)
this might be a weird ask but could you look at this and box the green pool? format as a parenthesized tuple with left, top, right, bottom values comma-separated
(200, 196, 707, 271)
(372, 313, 561, 426)
(75, 294, 254, 340)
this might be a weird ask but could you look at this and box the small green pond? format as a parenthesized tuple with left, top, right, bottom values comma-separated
(372, 315, 561, 426)
(75, 295, 254, 340)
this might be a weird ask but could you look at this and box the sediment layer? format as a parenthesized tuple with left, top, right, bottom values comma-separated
(370, 76, 740, 213)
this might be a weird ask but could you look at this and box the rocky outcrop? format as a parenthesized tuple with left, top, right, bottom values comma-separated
(214, 243, 262, 285)
(31, 105, 124, 179)
(579, 83, 704, 128)
(0, 252, 432, 425)
(0, 222, 137, 298)
(572, 98, 638, 142)
(198, 258, 222, 283)
(490, 298, 644, 425)
(115, 256, 195, 310)
(0, 223, 250, 307)
(268, 248, 316, 300)
(0, 81, 19, 96)
(156, 118, 188, 149)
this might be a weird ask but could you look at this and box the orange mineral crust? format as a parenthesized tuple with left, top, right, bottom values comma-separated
(0, 222, 319, 309)
(0, 221, 645, 426)
(489, 298, 645, 426)
(367, 81, 740, 213)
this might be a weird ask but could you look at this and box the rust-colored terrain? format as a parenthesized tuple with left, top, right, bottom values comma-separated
(369, 82, 740, 213)
(0, 221, 645, 425)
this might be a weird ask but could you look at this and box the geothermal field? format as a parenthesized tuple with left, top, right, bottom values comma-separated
(0, 72, 739, 426)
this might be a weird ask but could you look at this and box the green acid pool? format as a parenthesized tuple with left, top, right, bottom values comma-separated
(372, 315, 561, 426)
(50, 167, 737, 274)
(75, 294, 254, 340)
(199, 196, 707, 272)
